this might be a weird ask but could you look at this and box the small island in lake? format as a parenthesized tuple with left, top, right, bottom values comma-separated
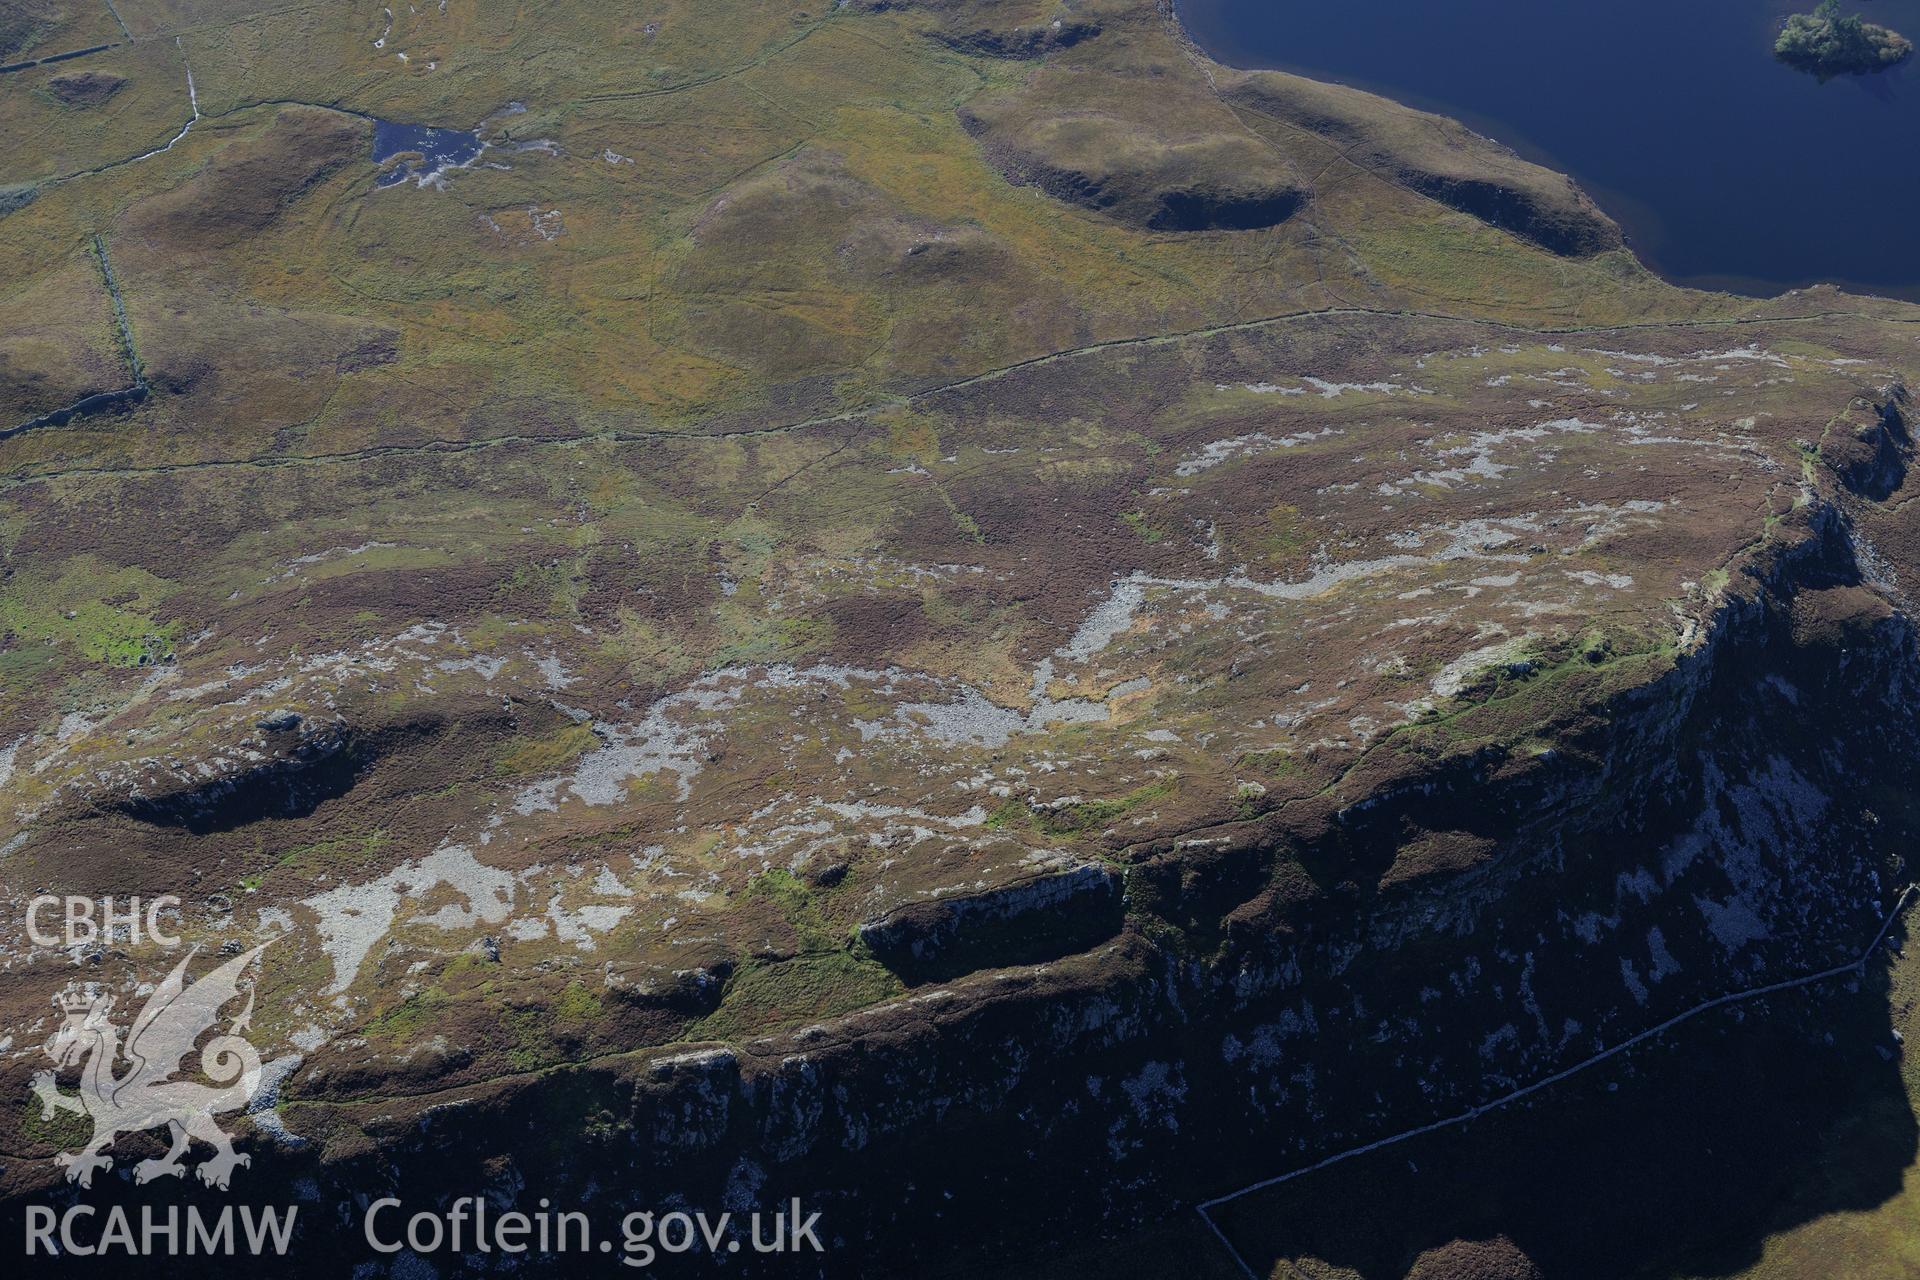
(1775, 0, 1913, 78)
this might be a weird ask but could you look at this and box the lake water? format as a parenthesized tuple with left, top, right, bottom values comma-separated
(1175, 0, 1920, 299)
(371, 119, 483, 188)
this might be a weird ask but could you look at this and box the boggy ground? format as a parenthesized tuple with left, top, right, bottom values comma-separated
(4, 0, 1920, 1275)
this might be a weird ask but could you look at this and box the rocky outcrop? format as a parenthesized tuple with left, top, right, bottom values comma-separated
(1821, 381, 1912, 501)
(115, 722, 378, 834)
(933, 17, 1099, 57)
(109, 714, 469, 834)
(46, 68, 125, 106)
(1222, 71, 1624, 257)
(851, 0, 1100, 58)
(30, 502, 1906, 1278)
(858, 860, 1124, 980)
(959, 95, 1309, 232)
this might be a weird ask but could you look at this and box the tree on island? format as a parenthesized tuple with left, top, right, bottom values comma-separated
(1776, 0, 1913, 79)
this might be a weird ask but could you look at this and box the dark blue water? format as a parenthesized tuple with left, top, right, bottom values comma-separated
(371, 120, 483, 188)
(1176, 0, 1920, 298)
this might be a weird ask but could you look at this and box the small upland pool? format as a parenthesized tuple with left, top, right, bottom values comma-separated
(372, 119, 483, 188)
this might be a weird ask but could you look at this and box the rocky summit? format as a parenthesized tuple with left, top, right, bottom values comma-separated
(3, 2, 1919, 1277)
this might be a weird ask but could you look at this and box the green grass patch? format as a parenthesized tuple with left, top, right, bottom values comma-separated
(0, 558, 179, 668)
(364, 988, 450, 1043)
(555, 980, 602, 1022)
(991, 778, 1175, 837)
(1238, 748, 1299, 778)
(743, 868, 835, 950)
(493, 721, 599, 777)
(243, 829, 390, 890)
(691, 951, 902, 1041)
(1121, 509, 1166, 543)
(21, 1095, 92, 1152)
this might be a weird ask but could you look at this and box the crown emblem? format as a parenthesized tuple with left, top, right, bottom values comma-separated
(55, 988, 101, 1015)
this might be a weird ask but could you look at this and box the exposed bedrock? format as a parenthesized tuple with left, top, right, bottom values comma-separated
(857, 860, 1125, 981)
(957, 71, 1312, 233)
(61, 502, 1911, 1276)
(1819, 380, 1911, 502)
(106, 712, 498, 835)
(1221, 71, 1625, 257)
(850, 0, 1100, 58)
(114, 722, 377, 834)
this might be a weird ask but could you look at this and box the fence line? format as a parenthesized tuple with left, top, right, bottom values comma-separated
(1195, 884, 1917, 1279)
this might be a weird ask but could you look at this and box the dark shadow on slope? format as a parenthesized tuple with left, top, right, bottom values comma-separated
(1207, 934, 1917, 1280)
(114, 719, 446, 835)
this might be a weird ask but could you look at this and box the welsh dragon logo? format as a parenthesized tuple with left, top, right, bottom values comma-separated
(32, 941, 272, 1190)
